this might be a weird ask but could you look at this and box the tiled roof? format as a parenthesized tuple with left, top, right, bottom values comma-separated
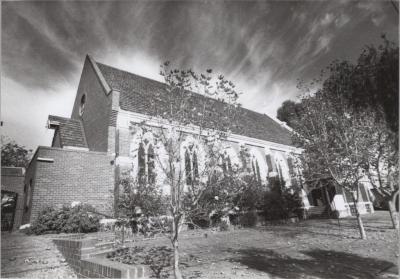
(96, 62, 293, 146)
(48, 115, 88, 148)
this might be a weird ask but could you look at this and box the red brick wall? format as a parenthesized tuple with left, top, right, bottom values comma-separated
(23, 147, 115, 223)
(1, 167, 25, 230)
(53, 236, 146, 279)
(70, 57, 113, 152)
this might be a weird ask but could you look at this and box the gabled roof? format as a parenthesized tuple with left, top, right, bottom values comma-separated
(96, 61, 293, 146)
(48, 115, 88, 148)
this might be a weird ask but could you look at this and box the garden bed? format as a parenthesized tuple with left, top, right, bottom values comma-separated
(101, 211, 398, 279)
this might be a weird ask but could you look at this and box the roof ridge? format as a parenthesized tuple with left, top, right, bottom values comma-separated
(95, 61, 287, 128)
(94, 59, 293, 145)
(95, 61, 165, 89)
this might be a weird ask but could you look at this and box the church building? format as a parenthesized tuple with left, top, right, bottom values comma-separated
(20, 55, 373, 225)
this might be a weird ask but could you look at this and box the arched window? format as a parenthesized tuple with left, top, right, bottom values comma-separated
(137, 142, 156, 185)
(251, 156, 262, 182)
(185, 149, 192, 185)
(147, 144, 155, 184)
(222, 153, 233, 174)
(193, 151, 199, 178)
(185, 147, 200, 186)
(79, 94, 86, 116)
(138, 143, 146, 184)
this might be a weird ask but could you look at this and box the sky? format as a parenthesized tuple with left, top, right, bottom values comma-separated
(1, 0, 398, 150)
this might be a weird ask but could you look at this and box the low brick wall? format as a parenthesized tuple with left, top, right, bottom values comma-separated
(53, 237, 147, 279)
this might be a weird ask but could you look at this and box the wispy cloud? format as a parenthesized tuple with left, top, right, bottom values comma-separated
(1, 1, 398, 149)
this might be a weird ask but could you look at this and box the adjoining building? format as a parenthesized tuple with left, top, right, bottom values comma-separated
(1, 167, 26, 231)
(20, 55, 374, 225)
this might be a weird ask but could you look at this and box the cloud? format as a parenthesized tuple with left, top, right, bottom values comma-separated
(335, 13, 350, 28)
(312, 34, 334, 56)
(357, 1, 386, 26)
(1, 1, 398, 150)
(1, 76, 76, 148)
(321, 13, 334, 26)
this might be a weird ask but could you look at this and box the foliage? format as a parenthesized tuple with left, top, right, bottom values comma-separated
(263, 177, 302, 221)
(239, 210, 258, 227)
(289, 38, 399, 238)
(28, 204, 100, 235)
(1, 138, 32, 167)
(116, 177, 170, 238)
(218, 219, 230, 231)
(152, 62, 242, 278)
(118, 177, 168, 218)
(184, 145, 263, 229)
(323, 35, 398, 135)
(276, 100, 304, 128)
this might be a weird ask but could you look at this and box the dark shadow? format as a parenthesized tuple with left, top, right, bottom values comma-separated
(228, 248, 395, 279)
(108, 245, 202, 279)
(260, 224, 360, 239)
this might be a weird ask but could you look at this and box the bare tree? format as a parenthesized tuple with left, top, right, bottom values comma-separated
(133, 62, 241, 278)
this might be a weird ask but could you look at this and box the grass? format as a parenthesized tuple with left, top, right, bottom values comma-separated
(107, 211, 398, 279)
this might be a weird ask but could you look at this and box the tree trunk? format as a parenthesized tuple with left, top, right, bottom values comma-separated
(172, 238, 182, 279)
(352, 192, 367, 239)
(172, 217, 183, 279)
(388, 200, 399, 229)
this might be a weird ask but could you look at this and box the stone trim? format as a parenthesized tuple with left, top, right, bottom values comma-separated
(87, 55, 112, 96)
(116, 109, 300, 153)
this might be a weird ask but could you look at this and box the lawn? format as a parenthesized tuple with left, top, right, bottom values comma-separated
(108, 211, 398, 279)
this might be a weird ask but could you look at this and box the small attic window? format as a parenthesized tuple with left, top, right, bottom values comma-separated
(79, 94, 86, 116)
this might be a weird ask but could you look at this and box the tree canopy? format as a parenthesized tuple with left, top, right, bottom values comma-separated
(1, 138, 32, 168)
(277, 36, 399, 136)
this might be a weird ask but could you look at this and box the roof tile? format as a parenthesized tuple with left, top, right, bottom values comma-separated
(96, 62, 293, 146)
(48, 115, 88, 148)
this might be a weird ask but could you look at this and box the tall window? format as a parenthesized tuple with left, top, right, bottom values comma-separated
(251, 156, 262, 182)
(185, 147, 199, 185)
(222, 154, 233, 174)
(79, 94, 86, 116)
(138, 142, 156, 185)
(25, 179, 32, 212)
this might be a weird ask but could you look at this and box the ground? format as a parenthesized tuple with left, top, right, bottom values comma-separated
(1, 211, 398, 279)
(1, 233, 77, 278)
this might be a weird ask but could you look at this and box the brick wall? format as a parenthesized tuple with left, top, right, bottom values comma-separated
(53, 236, 146, 278)
(70, 56, 113, 152)
(23, 146, 115, 223)
(52, 129, 62, 148)
(1, 167, 25, 230)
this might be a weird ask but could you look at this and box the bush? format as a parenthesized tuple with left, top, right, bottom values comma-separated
(28, 204, 100, 235)
(239, 210, 258, 227)
(263, 177, 302, 221)
(219, 220, 230, 231)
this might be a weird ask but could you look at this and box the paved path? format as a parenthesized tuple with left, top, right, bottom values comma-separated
(1, 232, 77, 278)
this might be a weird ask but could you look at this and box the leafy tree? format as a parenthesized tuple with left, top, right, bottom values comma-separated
(324, 35, 399, 136)
(279, 36, 398, 135)
(292, 88, 374, 239)
(276, 100, 304, 128)
(363, 113, 399, 229)
(1, 137, 32, 167)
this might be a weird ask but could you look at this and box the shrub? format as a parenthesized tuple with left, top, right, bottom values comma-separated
(239, 210, 258, 227)
(219, 219, 230, 231)
(263, 177, 302, 221)
(28, 204, 100, 235)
